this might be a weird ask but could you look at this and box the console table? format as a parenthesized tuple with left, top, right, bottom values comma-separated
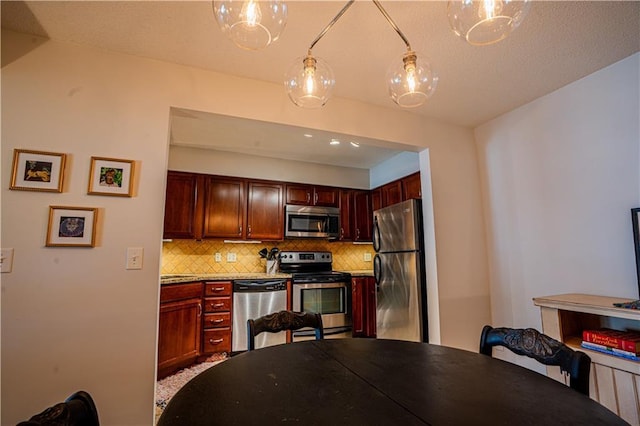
(534, 293, 640, 425)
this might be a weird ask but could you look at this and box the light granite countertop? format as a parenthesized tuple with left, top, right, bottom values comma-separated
(160, 270, 373, 285)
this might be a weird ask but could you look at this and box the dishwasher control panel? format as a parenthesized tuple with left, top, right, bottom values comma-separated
(233, 280, 287, 292)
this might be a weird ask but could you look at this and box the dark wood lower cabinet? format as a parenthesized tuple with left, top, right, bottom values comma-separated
(352, 276, 376, 338)
(157, 282, 203, 379)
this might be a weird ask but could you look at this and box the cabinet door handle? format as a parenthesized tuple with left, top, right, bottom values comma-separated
(314, 192, 318, 204)
(247, 225, 251, 236)
(198, 303, 202, 317)
(210, 318, 224, 324)
(209, 338, 224, 344)
(239, 225, 242, 235)
(210, 287, 225, 292)
(211, 303, 225, 308)
(306, 192, 311, 204)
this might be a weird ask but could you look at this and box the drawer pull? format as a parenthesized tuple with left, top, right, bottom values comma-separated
(210, 318, 224, 324)
(210, 287, 225, 292)
(209, 338, 224, 344)
(211, 303, 225, 308)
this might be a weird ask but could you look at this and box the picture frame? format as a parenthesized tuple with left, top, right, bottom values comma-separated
(632, 208, 640, 294)
(88, 156, 135, 197)
(10, 149, 66, 192)
(46, 206, 98, 247)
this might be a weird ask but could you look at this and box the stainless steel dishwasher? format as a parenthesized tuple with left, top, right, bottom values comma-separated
(232, 279, 287, 352)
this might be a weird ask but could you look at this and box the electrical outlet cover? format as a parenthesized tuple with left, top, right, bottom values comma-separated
(0, 248, 14, 273)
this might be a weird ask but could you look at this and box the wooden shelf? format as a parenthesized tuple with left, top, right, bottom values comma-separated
(534, 293, 640, 425)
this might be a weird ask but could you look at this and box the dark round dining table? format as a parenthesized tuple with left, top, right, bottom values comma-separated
(158, 338, 626, 425)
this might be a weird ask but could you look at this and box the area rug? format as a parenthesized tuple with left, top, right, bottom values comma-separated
(155, 353, 227, 423)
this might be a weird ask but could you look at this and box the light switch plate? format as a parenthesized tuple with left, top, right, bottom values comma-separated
(215, 253, 222, 262)
(227, 252, 237, 262)
(364, 253, 372, 262)
(126, 247, 144, 270)
(0, 248, 14, 273)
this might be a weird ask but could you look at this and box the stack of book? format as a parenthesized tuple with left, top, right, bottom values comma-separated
(581, 328, 640, 361)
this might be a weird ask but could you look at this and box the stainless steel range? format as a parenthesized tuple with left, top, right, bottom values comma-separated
(279, 251, 352, 339)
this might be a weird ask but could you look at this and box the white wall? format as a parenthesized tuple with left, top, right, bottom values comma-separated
(169, 145, 370, 189)
(370, 151, 420, 188)
(475, 53, 640, 368)
(2, 30, 489, 424)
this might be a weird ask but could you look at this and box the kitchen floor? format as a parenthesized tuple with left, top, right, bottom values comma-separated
(155, 353, 227, 423)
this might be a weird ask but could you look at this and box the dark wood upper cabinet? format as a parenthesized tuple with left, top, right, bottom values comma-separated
(164, 170, 427, 243)
(285, 184, 339, 207)
(202, 176, 246, 238)
(163, 171, 204, 239)
(247, 181, 284, 240)
(353, 190, 372, 242)
(339, 189, 354, 241)
(370, 188, 382, 213)
(402, 172, 422, 200)
(381, 181, 402, 208)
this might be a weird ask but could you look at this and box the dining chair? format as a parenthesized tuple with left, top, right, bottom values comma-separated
(247, 310, 323, 351)
(17, 390, 100, 426)
(479, 325, 591, 396)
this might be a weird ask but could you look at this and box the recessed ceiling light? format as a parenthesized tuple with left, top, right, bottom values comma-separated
(303, 133, 313, 138)
(350, 141, 360, 148)
(330, 139, 340, 145)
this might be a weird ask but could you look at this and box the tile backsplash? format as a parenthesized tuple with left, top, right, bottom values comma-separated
(161, 239, 374, 274)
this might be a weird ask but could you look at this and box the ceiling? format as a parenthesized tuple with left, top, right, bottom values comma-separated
(2, 1, 639, 169)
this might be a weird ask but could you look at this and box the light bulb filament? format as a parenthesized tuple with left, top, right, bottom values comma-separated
(480, 0, 503, 21)
(403, 52, 418, 94)
(303, 55, 318, 96)
(241, 0, 262, 27)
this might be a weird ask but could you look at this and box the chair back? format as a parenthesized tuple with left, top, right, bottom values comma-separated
(479, 325, 591, 396)
(248, 310, 323, 351)
(17, 390, 100, 426)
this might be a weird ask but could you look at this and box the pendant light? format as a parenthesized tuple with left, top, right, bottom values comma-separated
(284, 1, 354, 108)
(373, 1, 438, 108)
(387, 50, 438, 108)
(284, 0, 437, 109)
(213, 1, 288, 50)
(447, 0, 531, 46)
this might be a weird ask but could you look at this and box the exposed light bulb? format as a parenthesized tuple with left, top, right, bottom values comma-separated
(284, 54, 335, 108)
(387, 50, 437, 108)
(241, 0, 262, 27)
(404, 57, 417, 93)
(480, 0, 502, 21)
(303, 57, 317, 95)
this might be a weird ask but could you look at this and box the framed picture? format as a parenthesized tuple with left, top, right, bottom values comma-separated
(88, 156, 134, 197)
(46, 206, 98, 247)
(10, 149, 66, 192)
(632, 208, 640, 293)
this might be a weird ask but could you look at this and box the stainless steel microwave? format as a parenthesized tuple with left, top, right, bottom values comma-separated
(285, 205, 340, 239)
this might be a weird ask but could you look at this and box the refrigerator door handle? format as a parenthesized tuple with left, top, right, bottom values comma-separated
(372, 216, 381, 252)
(373, 254, 382, 291)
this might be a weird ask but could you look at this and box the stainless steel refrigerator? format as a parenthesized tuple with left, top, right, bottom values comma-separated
(373, 199, 428, 343)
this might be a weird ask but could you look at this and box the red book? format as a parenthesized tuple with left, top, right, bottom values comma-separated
(582, 328, 640, 354)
